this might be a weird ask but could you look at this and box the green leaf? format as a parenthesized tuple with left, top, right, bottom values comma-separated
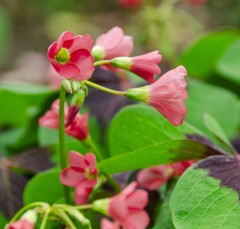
(98, 105, 222, 174)
(170, 156, 240, 229)
(98, 139, 219, 174)
(182, 30, 239, 78)
(24, 170, 64, 204)
(186, 79, 240, 138)
(203, 113, 234, 153)
(217, 39, 240, 85)
(0, 213, 7, 228)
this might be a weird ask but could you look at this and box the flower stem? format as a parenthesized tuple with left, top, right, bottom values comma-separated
(59, 85, 71, 204)
(84, 80, 126, 96)
(84, 136, 104, 161)
(9, 202, 48, 224)
(40, 209, 51, 229)
(57, 209, 77, 229)
(94, 60, 111, 67)
(75, 204, 93, 210)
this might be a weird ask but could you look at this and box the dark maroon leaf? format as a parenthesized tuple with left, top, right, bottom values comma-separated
(197, 155, 240, 195)
(0, 147, 54, 218)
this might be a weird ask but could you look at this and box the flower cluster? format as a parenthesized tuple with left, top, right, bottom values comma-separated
(60, 151, 98, 204)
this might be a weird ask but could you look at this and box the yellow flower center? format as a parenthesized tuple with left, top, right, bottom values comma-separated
(54, 48, 70, 64)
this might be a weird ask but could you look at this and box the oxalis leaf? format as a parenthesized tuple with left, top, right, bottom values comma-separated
(170, 155, 240, 229)
(98, 105, 223, 174)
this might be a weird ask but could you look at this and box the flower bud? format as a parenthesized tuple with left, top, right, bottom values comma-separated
(21, 210, 37, 224)
(92, 198, 110, 216)
(71, 80, 81, 92)
(125, 86, 148, 102)
(62, 79, 73, 93)
(111, 57, 132, 70)
(66, 90, 85, 127)
(92, 45, 105, 61)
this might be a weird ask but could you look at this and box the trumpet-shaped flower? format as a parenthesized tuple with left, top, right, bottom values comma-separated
(112, 51, 162, 83)
(60, 151, 98, 204)
(125, 66, 188, 126)
(48, 31, 95, 81)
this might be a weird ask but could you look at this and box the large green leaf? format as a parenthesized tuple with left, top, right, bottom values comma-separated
(182, 30, 239, 78)
(98, 105, 221, 174)
(24, 170, 64, 205)
(0, 83, 56, 127)
(217, 39, 240, 85)
(170, 155, 240, 229)
(186, 79, 240, 138)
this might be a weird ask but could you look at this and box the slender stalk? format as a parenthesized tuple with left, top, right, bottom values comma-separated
(84, 80, 126, 96)
(84, 136, 104, 161)
(59, 85, 71, 204)
(9, 202, 48, 223)
(75, 204, 93, 210)
(94, 60, 111, 67)
(57, 209, 77, 229)
(40, 209, 51, 229)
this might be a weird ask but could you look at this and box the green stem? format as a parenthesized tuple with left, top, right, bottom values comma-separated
(94, 60, 111, 67)
(57, 209, 77, 229)
(84, 136, 104, 161)
(59, 85, 71, 204)
(40, 209, 51, 229)
(9, 202, 48, 223)
(84, 80, 126, 96)
(75, 204, 93, 210)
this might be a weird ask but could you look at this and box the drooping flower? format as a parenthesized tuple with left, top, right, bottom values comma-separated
(137, 161, 195, 191)
(118, 0, 143, 9)
(111, 51, 162, 83)
(108, 182, 149, 229)
(48, 31, 95, 81)
(92, 27, 133, 61)
(7, 219, 34, 229)
(60, 151, 98, 204)
(39, 99, 89, 141)
(125, 66, 188, 126)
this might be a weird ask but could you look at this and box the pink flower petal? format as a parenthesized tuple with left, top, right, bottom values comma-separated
(123, 211, 150, 229)
(51, 61, 80, 78)
(60, 168, 85, 186)
(101, 219, 120, 229)
(74, 192, 89, 205)
(69, 151, 87, 170)
(48, 42, 58, 59)
(127, 190, 148, 210)
(56, 31, 74, 52)
(84, 153, 97, 173)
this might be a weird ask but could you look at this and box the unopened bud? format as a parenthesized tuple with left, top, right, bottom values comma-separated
(71, 80, 81, 92)
(92, 198, 110, 216)
(62, 79, 72, 93)
(66, 90, 85, 127)
(125, 86, 148, 102)
(92, 45, 105, 61)
(111, 57, 132, 70)
(82, 85, 89, 97)
(21, 210, 37, 224)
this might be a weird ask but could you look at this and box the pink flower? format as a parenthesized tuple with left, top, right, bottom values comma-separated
(92, 27, 133, 61)
(39, 99, 89, 141)
(7, 219, 34, 229)
(112, 51, 162, 83)
(119, 0, 143, 9)
(137, 161, 195, 191)
(101, 219, 120, 229)
(108, 182, 150, 229)
(60, 151, 98, 204)
(148, 66, 188, 125)
(48, 31, 95, 81)
(137, 165, 174, 191)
